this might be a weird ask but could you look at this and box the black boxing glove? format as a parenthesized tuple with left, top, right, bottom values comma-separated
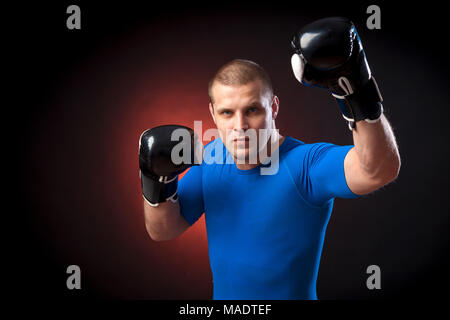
(139, 125, 202, 206)
(291, 17, 383, 130)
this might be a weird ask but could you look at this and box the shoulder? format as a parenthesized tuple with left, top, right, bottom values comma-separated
(281, 137, 346, 171)
(281, 136, 330, 157)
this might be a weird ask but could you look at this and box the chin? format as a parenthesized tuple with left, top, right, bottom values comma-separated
(233, 146, 259, 165)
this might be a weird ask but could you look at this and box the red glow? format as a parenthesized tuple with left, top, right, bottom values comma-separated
(107, 71, 217, 298)
(30, 45, 218, 298)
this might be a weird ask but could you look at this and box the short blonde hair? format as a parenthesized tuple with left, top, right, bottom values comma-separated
(208, 59, 273, 104)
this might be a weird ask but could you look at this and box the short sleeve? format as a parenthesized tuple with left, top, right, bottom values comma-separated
(306, 143, 359, 206)
(178, 165, 204, 226)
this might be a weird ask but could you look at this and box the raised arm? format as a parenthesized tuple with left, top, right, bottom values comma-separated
(344, 115, 400, 195)
(291, 17, 400, 194)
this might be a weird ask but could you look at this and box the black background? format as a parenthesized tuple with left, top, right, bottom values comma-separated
(7, 0, 450, 311)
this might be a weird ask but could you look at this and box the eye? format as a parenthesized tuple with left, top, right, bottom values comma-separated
(247, 107, 260, 115)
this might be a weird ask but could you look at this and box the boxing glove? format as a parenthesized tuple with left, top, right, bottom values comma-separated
(139, 125, 202, 206)
(291, 17, 383, 130)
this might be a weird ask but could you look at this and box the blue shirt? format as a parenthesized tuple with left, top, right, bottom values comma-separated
(178, 136, 358, 300)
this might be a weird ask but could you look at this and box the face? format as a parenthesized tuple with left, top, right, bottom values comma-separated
(209, 79, 279, 164)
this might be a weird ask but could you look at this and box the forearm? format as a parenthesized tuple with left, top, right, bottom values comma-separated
(352, 114, 401, 181)
(143, 199, 189, 241)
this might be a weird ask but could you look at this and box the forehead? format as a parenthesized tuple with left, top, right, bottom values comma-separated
(212, 80, 269, 106)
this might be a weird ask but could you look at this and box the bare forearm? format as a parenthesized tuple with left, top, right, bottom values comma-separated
(143, 200, 189, 241)
(352, 114, 401, 181)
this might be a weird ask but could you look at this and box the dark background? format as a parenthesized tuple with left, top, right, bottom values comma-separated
(7, 0, 450, 304)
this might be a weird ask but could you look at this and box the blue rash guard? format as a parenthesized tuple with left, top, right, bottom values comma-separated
(178, 136, 359, 300)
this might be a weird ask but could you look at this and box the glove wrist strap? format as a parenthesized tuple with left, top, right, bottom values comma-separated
(140, 172, 178, 207)
(333, 76, 384, 130)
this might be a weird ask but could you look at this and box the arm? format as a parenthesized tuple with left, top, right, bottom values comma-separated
(143, 199, 190, 242)
(344, 114, 400, 195)
(291, 17, 400, 195)
(139, 125, 201, 241)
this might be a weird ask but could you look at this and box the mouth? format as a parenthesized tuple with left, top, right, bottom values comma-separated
(233, 136, 250, 142)
(233, 137, 250, 148)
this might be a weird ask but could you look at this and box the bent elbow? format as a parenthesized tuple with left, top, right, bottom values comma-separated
(145, 222, 172, 242)
(147, 229, 172, 242)
(379, 156, 401, 186)
(151, 236, 170, 242)
(388, 153, 401, 182)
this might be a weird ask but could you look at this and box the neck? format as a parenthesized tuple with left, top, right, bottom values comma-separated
(234, 134, 285, 170)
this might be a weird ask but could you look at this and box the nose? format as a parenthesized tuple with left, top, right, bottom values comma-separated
(233, 111, 249, 132)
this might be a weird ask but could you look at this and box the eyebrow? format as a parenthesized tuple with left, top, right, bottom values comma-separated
(247, 102, 263, 108)
(215, 101, 263, 112)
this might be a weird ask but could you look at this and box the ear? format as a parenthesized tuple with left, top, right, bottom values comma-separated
(271, 96, 280, 120)
(209, 102, 217, 125)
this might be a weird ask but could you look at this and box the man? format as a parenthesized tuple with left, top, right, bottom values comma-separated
(139, 17, 400, 299)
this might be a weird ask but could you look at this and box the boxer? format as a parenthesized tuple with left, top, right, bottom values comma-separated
(139, 17, 400, 299)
